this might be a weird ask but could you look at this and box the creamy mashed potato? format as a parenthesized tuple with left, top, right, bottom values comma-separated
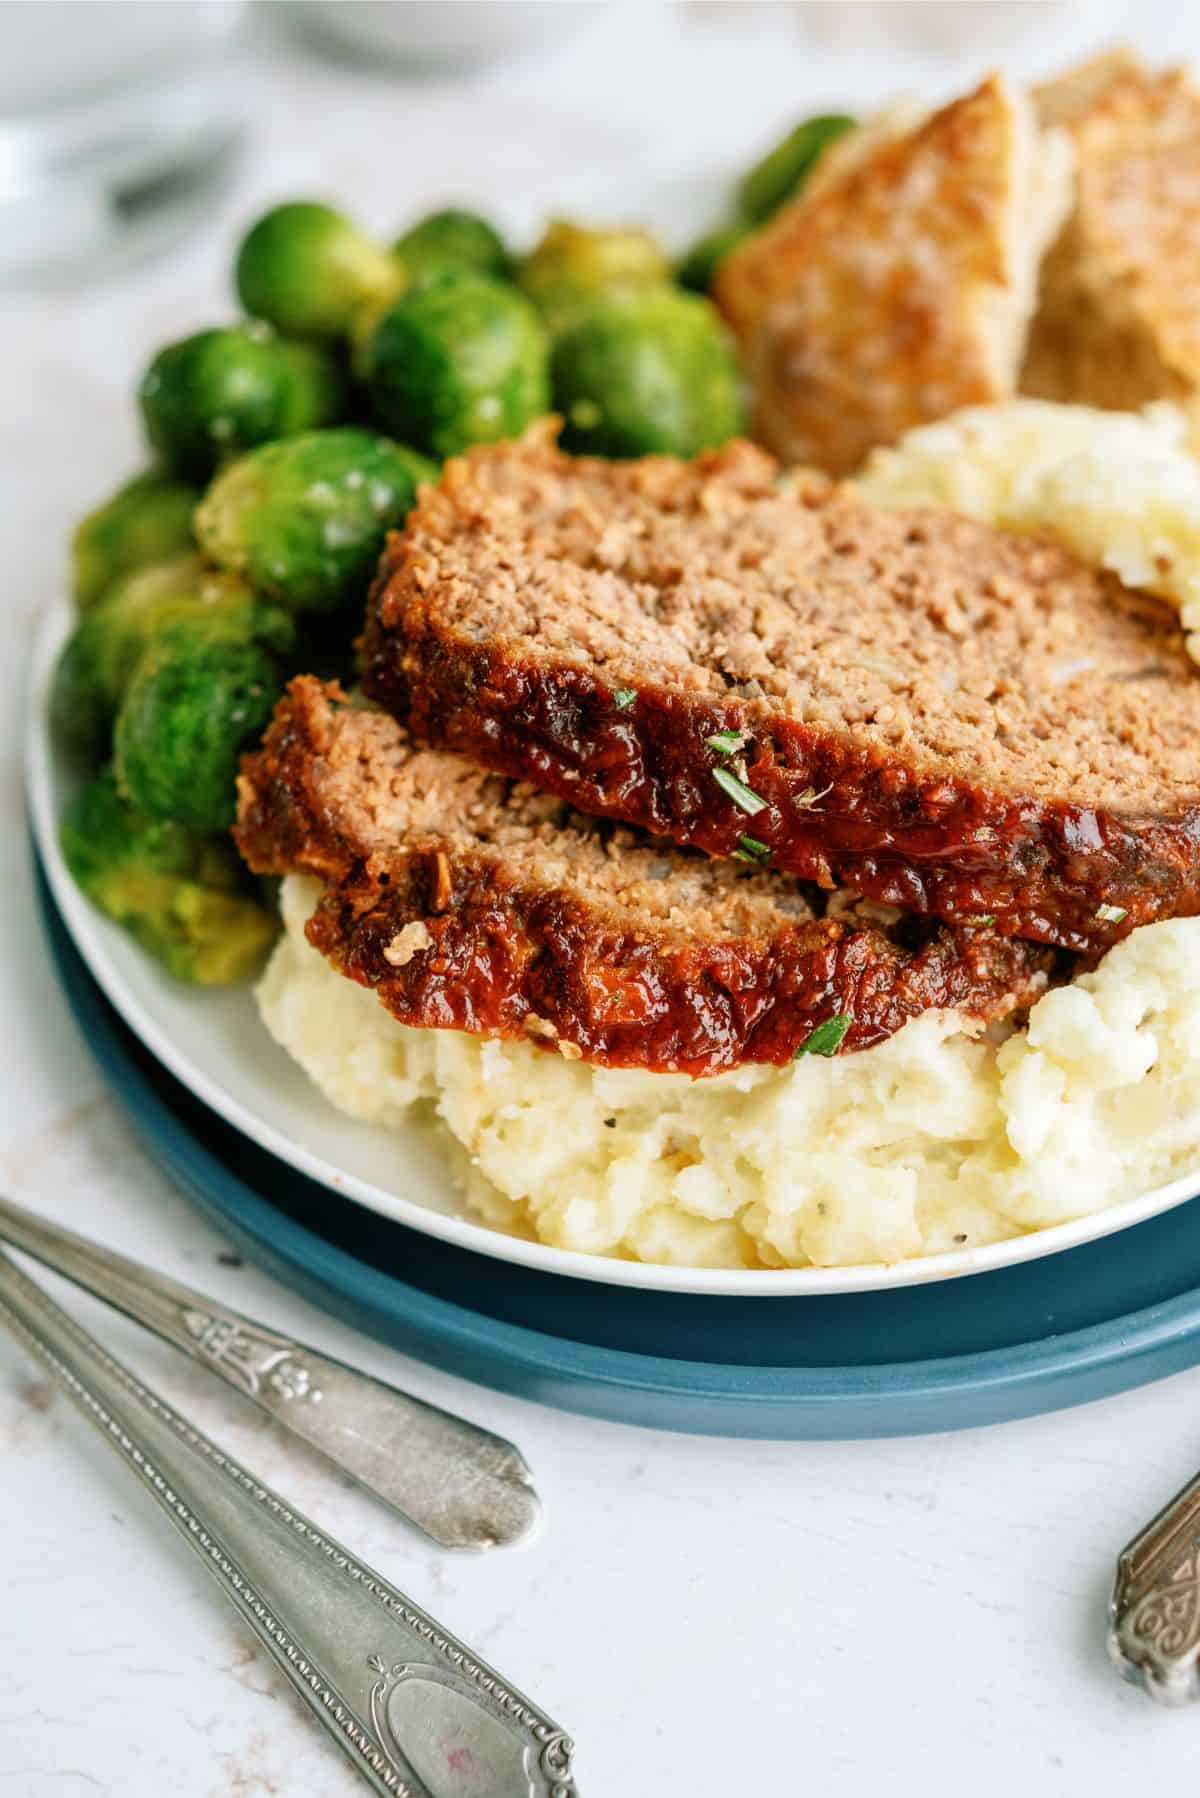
(858, 399, 1200, 661)
(258, 875, 1200, 1269)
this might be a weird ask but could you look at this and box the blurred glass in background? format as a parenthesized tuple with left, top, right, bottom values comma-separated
(0, 0, 247, 285)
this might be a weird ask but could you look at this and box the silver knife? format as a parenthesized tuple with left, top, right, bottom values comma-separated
(0, 1246, 577, 1796)
(0, 1189, 537, 1551)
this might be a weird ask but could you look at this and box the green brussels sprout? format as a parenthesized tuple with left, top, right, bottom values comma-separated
(517, 218, 671, 332)
(393, 208, 510, 284)
(115, 632, 284, 833)
(71, 472, 199, 611)
(345, 214, 508, 369)
(194, 427, 436, 615)
(676, 220, 751, 294)
(364, 272, 550, 459)
(50, 554, 293, 763)
(235, 200, 402, 340)
(60, 771, 277, 984)
(138, 324, 345, 480)
(551, 287, 744, 459)
(738, 113, 856, 224)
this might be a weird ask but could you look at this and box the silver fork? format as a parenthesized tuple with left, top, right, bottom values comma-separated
(0, 1245, 577, 1796)
(0, 1189, 537, 1550)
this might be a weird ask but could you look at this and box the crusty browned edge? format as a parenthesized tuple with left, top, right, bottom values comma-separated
(361, 552, 1200, 957)
(235, 679, 1055, 1078)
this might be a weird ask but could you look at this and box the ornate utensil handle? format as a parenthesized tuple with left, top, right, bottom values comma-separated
(1110, 1469, 1200, 1703)
(0, 1189, 537, 1550)
(0, 1247, 576, 1797)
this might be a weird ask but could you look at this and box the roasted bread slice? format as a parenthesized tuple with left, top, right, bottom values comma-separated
(236, 678, 1053, 1076)
(713, 75, 1073, 474)
(1032, 47, 1143, 129)
(361, 434, 1200, 955)
(1022, 55, 1200, 423)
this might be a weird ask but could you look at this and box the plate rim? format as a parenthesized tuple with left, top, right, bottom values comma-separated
(28, 596, 1200, 1299)
(39, 861, 1200, 1440)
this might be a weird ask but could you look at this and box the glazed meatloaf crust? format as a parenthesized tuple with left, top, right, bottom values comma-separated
(361, 433, 1200, 954)
(236, 678, 1054, 1077)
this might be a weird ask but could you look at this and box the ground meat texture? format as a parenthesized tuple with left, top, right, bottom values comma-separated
(235, 679, 1055, 1078)
(361, 431, 1200, 954)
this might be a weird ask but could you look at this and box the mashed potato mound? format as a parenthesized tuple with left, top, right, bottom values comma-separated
(857, 398, 1200, 661)
(257, 876, 1200, 1270)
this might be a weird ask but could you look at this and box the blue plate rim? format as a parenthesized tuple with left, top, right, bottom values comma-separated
(99, 1076, 1200, 1406)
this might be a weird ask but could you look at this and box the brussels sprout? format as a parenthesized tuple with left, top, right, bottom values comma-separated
(347, 214, 508, 367)
(517, 218, 671, 331)
(551, 287, 744, 459)
(394, 207, 509, 285)
(71, 472, 199, 611)
(60, 771, 277, 984)
(138, 325, 344, 480)
(364, 272, 550, 459)
(115, 632, 284, 833)
(738, 113, 856, 224)
(50, 554, 293, 763)
(195, 427, 436, 616)
(235, 200, 402, 340)
(676, 220, 751, 294)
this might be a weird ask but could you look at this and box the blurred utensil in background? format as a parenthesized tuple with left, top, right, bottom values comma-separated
(0, 0, 247, 285)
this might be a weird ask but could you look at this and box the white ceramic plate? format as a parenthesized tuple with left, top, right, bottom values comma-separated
(29, 584, 1200, 1297)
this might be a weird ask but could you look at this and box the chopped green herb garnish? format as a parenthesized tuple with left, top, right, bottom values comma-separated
(794, 1014, 851, 1058)
(713, 765, 766, 815)
(736, 835, 770, 860)
(969, 914, 996, 927)
(613, 688, 637, 710)
(1095, 902, 1128, 924)
(707, 730, 744, 756)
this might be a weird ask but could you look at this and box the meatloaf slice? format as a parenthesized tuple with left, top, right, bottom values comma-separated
(235, 678, 1053, 1077)
(361, 432, 1200, 955)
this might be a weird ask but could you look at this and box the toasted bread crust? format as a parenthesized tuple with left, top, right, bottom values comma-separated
(236, 679, 1053, 1076)
(1032, 48, 1143, 129)
(361, 436, 1200, 955)
(1023, 60, 1200, 416)
(714, 75, 1072, 473)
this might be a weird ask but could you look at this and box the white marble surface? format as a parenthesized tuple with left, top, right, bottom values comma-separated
(7, 7, 1200, 1794)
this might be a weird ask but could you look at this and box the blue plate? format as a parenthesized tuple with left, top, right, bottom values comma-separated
(35, 857, 1200, 1438)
